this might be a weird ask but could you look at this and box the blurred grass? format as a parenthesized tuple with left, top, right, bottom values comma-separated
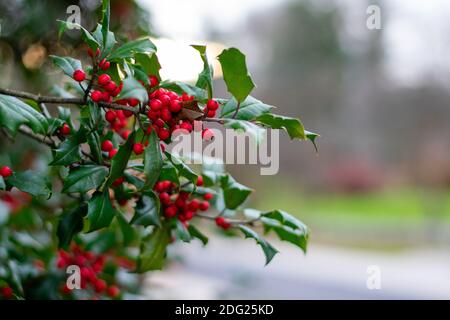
(254, 182, 450, 232)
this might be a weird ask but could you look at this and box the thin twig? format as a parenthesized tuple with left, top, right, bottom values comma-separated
(18, 126, 56, 147)
(231, 101, 241, 119)
(196, 212, 260, 226)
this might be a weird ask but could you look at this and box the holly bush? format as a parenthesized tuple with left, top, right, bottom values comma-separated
(0, 0, 317, 300)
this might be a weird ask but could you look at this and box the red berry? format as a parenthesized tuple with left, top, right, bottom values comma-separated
(112, 177, 124, 187)
(73, 69, 86, 82)
(133, 143, 144, 155)
(199, 201, 210, 211)
(128, 98, 139, 107)
(215, 216, 231, 230)
(116, 110, 125, 119)
(161, 108, 172, 122)
(118, 198, 128, 206)
(101, 140, 113, 152)
(98, 74, 111, 86)
(164, 205, 178, 218)
(59, 123, 71, 136)
(88, 47, 101, 57)
(1, 286, 13, 299)
(196, 176, 204, 186)
(202, 128, 214, 141)
(91, 90, 102, 102)
(184, 211, 194, 220)
(169, 100, 182, 113)
(206, 110, 216, 118)
(188, 199, 200, 211)
(158, 128, 170, 140)
(150, 99, 162, 111)
(105, 81, 117, 92)
(94, 279, 107, 293)
(107, 285, 120, 298)
(109, 148, 118, 159)
(159, 192, 171, 205)
(149, 75, 159, 87)
(206, 99, 219, 111)
(105, 110, 116, 123)
(101, 91, 111, 102)
(99, 59, 110, 70)
(203, 193, 213, 201)
(121, 130, 131, 140)
(0, 166, 13, 178)
(159, 94, 171, 106)
(179, 121, 193, 132)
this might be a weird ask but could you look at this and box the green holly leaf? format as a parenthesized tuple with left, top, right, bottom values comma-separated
(220, 96, 273, 120)
(220, 174, 252, 210)
(0, 95, 48, 135)
(192, 45, 213, 99)
(136, 226, 171, 272)
(261, 210, 309, 253)
(239, 225, 278, 265)
(118, 76, 147, 103)
(106, 131, 135, 186)
(218, 48, 255, 102)
(223, 119, 266, 145)
(62, 165, 109, 194)
(143, 130, 163, 190)
(49, 55, 82, 78)
(49, 127, 87, 166)
(7, 171, 52, 198)
(188, 224, 208, 245)
(136, 53, 161, 81)
(256, 113, 306, 140)
(130, 191, 161, 227)
(57, 204, 87, 249)
(0, 176, 5, 191)
(306, 130, 320, 152)
(85, 191, 116, 232)
(165, 151, 198, 185)
(87, 131, 103, 163)
(107, 38, 156, 61)
(116, 211, 136, 246)
(175, 220, 191, 243)
(159, 163, 180, 185)
(57, 20, 100, 50)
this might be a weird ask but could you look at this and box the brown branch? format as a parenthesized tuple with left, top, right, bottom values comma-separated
(231, 101, 241, 119)
(18, 125, 56, 147)
(0, 87, 138, 115)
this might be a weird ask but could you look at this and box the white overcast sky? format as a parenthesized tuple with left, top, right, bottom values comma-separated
(139, 0, 450, 87)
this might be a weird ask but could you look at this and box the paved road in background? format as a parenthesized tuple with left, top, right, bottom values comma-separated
(143, 238, 450, 299)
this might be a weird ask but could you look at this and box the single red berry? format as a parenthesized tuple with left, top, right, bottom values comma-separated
(179, 121, 193, 132)
(116, 110, 125, 119)
(91, 90, 102, 102)
(94, 279, 107, 293)
(98, 74, 111, 86)
(206, 99, 219, 111)
(215, 216, 225, 227)
(158, 128, 170, 140)
(159, 94, 171, 106)
(150, 99, 162, 111)
(199, 201, 210, 211)
(1, 286, 13, 299)
(149, 75, 159, 87)
(128, 98, 139, 107)
(73, 69, 86, 82)
(60, 123, 71, 135)
(188, 199, 200, 211)
(121, 130, 131, 140)
(169, 100, 182, 113)
(161, 108, 172, 122)
(105, 81, 117, 92)
(109, 148, 118, 159)
(206, 109, 216, 118)
(184, 211, 195, 220)
(202, 128, 214, 141)
(105, 110, 116, 123)
(101, 91, 111, 102)
(112, 177, 124, 187)
(133, 143, 144, 155)
(203, 193, 213, 201)
(164, 205, 178, 218)
(155, 118, 165, 127)
(0, 166, 13, 178)
(196, 176, 204, 186)
(159, 192, 171, 205)
(107, 285, 120, 298)
(99, 59, 110, 70)
(101, 140, 113, 152)
(118, 198, 128, 206)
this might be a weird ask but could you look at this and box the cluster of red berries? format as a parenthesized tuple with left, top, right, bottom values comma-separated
(0, 165, 12, 179)
(0, 286, 13, 300)
(56, 245, 121, 299)
(215, 216, 232, 230)
(154, 176, 212, 226)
